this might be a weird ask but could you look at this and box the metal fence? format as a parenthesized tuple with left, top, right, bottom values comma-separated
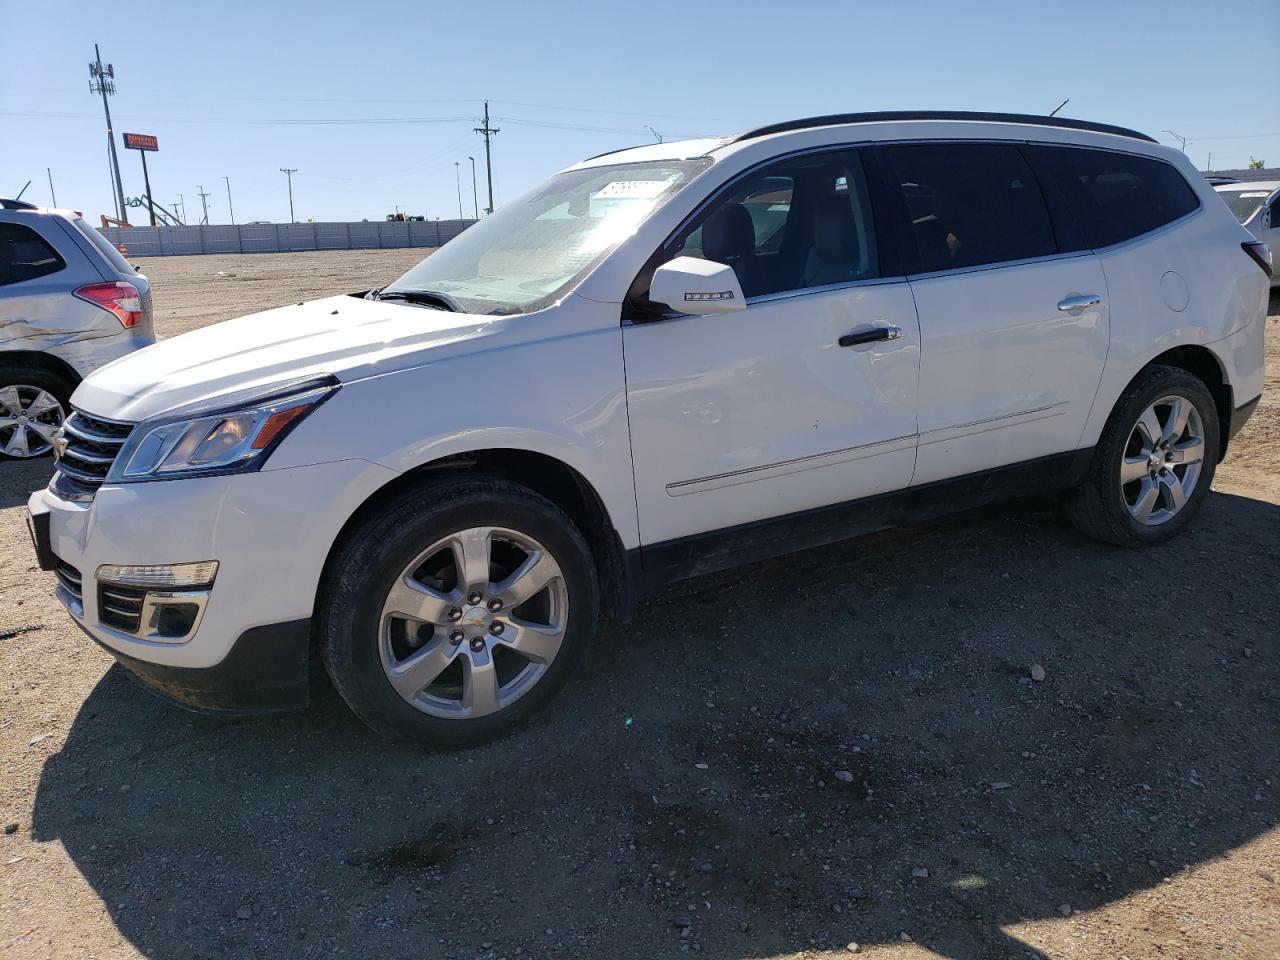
(98, 219, 477, 257)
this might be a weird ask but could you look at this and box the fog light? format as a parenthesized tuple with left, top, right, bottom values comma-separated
(152, 602, 201, 639)
(96, 561, 219, 588)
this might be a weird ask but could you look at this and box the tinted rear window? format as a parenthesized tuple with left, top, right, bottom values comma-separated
(74, 219, 137, 276)
(882, 143, 1056, 273)
(1028, 146, 1200, 250)
(0, 222, 66, 286)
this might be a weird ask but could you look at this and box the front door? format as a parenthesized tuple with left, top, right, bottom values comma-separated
(622, 148, 920, 554)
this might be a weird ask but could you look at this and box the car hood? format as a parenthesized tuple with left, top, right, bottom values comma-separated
(72, 293, 494, 422)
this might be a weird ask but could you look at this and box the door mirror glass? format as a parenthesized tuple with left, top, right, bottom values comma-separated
(649, 255, 745, 315)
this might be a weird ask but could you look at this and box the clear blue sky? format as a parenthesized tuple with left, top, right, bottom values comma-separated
(3, 0, 1278, 225)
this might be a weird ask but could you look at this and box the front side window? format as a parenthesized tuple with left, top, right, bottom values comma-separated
(385, 158, 709, 315)
(883, 142, 1056, 273)
(1029, 146, 1200, 250)
(666, 149, 879, 300)
(0, 222, 66, 287)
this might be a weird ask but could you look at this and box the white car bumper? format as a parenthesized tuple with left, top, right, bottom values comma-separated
(27, 457, 398, 710)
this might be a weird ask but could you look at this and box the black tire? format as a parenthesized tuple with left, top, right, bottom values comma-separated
(1067, 364, 1220, 546)
(318, 474, 599, 747)
(0, 363, 74, 461)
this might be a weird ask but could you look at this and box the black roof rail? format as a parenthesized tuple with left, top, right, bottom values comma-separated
(732, 111, 1156, 145)
(0, 198, 39, 211)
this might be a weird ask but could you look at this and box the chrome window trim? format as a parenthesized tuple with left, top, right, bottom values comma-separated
(904, 249, 1095, 282)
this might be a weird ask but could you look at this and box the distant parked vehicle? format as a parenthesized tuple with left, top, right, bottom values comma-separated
(0, 199, 154, 459)
(1215, 181, 1280, 287)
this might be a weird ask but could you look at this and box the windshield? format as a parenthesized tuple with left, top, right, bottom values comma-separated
(383, 158, 710, 314)
(1217, 190, 1271, 224)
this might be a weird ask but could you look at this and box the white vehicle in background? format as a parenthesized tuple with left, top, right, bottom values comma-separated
(27, 111, 1270, 747)
(1215, 180, 1280, 287)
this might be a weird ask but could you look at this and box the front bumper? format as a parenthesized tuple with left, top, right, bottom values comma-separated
(29, 456, 398, 708)
(73, 615, 312, 713)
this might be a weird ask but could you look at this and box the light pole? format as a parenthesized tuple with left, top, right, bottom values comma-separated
(454, 161, 463, 219)
(468, 155, 479, 219)
(223, 176, 235, 225)
(280, 167, 298, 222)
(1163, 130, 1189, 152)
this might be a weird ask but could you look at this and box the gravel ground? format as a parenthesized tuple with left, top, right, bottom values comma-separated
(2, 251, 1278, 960)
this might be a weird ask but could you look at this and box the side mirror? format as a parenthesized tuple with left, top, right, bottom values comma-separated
(649, 256, 745, 315)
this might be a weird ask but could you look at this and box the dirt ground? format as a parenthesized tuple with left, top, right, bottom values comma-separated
(2, 250, 1277, 960)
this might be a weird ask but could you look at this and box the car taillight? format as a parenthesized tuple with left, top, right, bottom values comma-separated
(1243, 240, 1273, 278)
(74, 281, 144, 327)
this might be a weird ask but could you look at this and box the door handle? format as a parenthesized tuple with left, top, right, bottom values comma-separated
(838, 325, 902, 347)
(1056, 294, 1103, 311)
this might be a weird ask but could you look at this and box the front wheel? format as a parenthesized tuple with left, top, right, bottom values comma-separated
(1068, 365, 1220, 546)
(319, 475, 599, 747)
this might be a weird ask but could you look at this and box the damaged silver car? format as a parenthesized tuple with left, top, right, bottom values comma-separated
(0, 199, 153, 459)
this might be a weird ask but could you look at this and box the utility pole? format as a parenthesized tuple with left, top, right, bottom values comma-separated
(47, 168, 57, 207)
(454, 161, 463, 219)
(1163, 129, 1189, 152)
(280, 167, 297, 222)
(139, 149, 156, 225)
(223, 176, 235, 224)
(196, 184, 212, 225)
(176, 194, 186, 225)
(89, 44, 127, 223)
(474, 102, 499, 215)
(467, 156, 479, 219)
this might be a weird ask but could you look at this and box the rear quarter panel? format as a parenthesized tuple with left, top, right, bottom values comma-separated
(1078, 166, 1269, 447)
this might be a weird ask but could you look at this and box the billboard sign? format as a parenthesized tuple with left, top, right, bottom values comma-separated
(123, 132, 158, 151)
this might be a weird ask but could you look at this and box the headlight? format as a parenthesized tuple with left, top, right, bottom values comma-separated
(108, 376, 339, 482)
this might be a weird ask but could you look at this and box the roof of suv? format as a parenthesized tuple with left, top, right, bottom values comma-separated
(570, 111, 1158, 171)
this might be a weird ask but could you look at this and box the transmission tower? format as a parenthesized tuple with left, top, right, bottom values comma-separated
(89, 44, 127, 223)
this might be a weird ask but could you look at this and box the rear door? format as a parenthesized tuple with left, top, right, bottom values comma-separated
(878, 141, 1110, 486)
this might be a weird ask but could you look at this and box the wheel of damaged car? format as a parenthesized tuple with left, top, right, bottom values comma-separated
(319, 474, 599, 747)
(0, 365, 72, 460)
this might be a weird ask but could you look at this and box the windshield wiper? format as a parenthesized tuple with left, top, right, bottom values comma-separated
(374, 289, 462, 312)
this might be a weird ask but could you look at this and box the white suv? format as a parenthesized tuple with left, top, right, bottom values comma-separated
(27, 112, 1270, 746)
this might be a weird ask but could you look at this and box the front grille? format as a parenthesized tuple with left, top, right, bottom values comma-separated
(99, 583, 146, 633)
(51, 409, 134, 501)
(54, 560, 83, 604)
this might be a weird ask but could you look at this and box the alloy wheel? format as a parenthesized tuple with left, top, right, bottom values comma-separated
(0, 385, 65, 458)
(1120, 394, 1205, 526)
(378, 526, 569, 719)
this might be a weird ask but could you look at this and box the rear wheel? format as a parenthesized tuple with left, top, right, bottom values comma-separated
(1068, 365, 1219, 546)
(0, 365, 73, 461)
(319, 475, 599, 747)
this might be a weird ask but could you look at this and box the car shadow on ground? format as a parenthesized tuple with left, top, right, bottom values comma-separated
(0, 457, 53, 511)
(31, 490, 1280, 960)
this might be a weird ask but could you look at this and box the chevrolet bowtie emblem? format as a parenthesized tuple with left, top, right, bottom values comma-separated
(52, 430, 69, 459)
